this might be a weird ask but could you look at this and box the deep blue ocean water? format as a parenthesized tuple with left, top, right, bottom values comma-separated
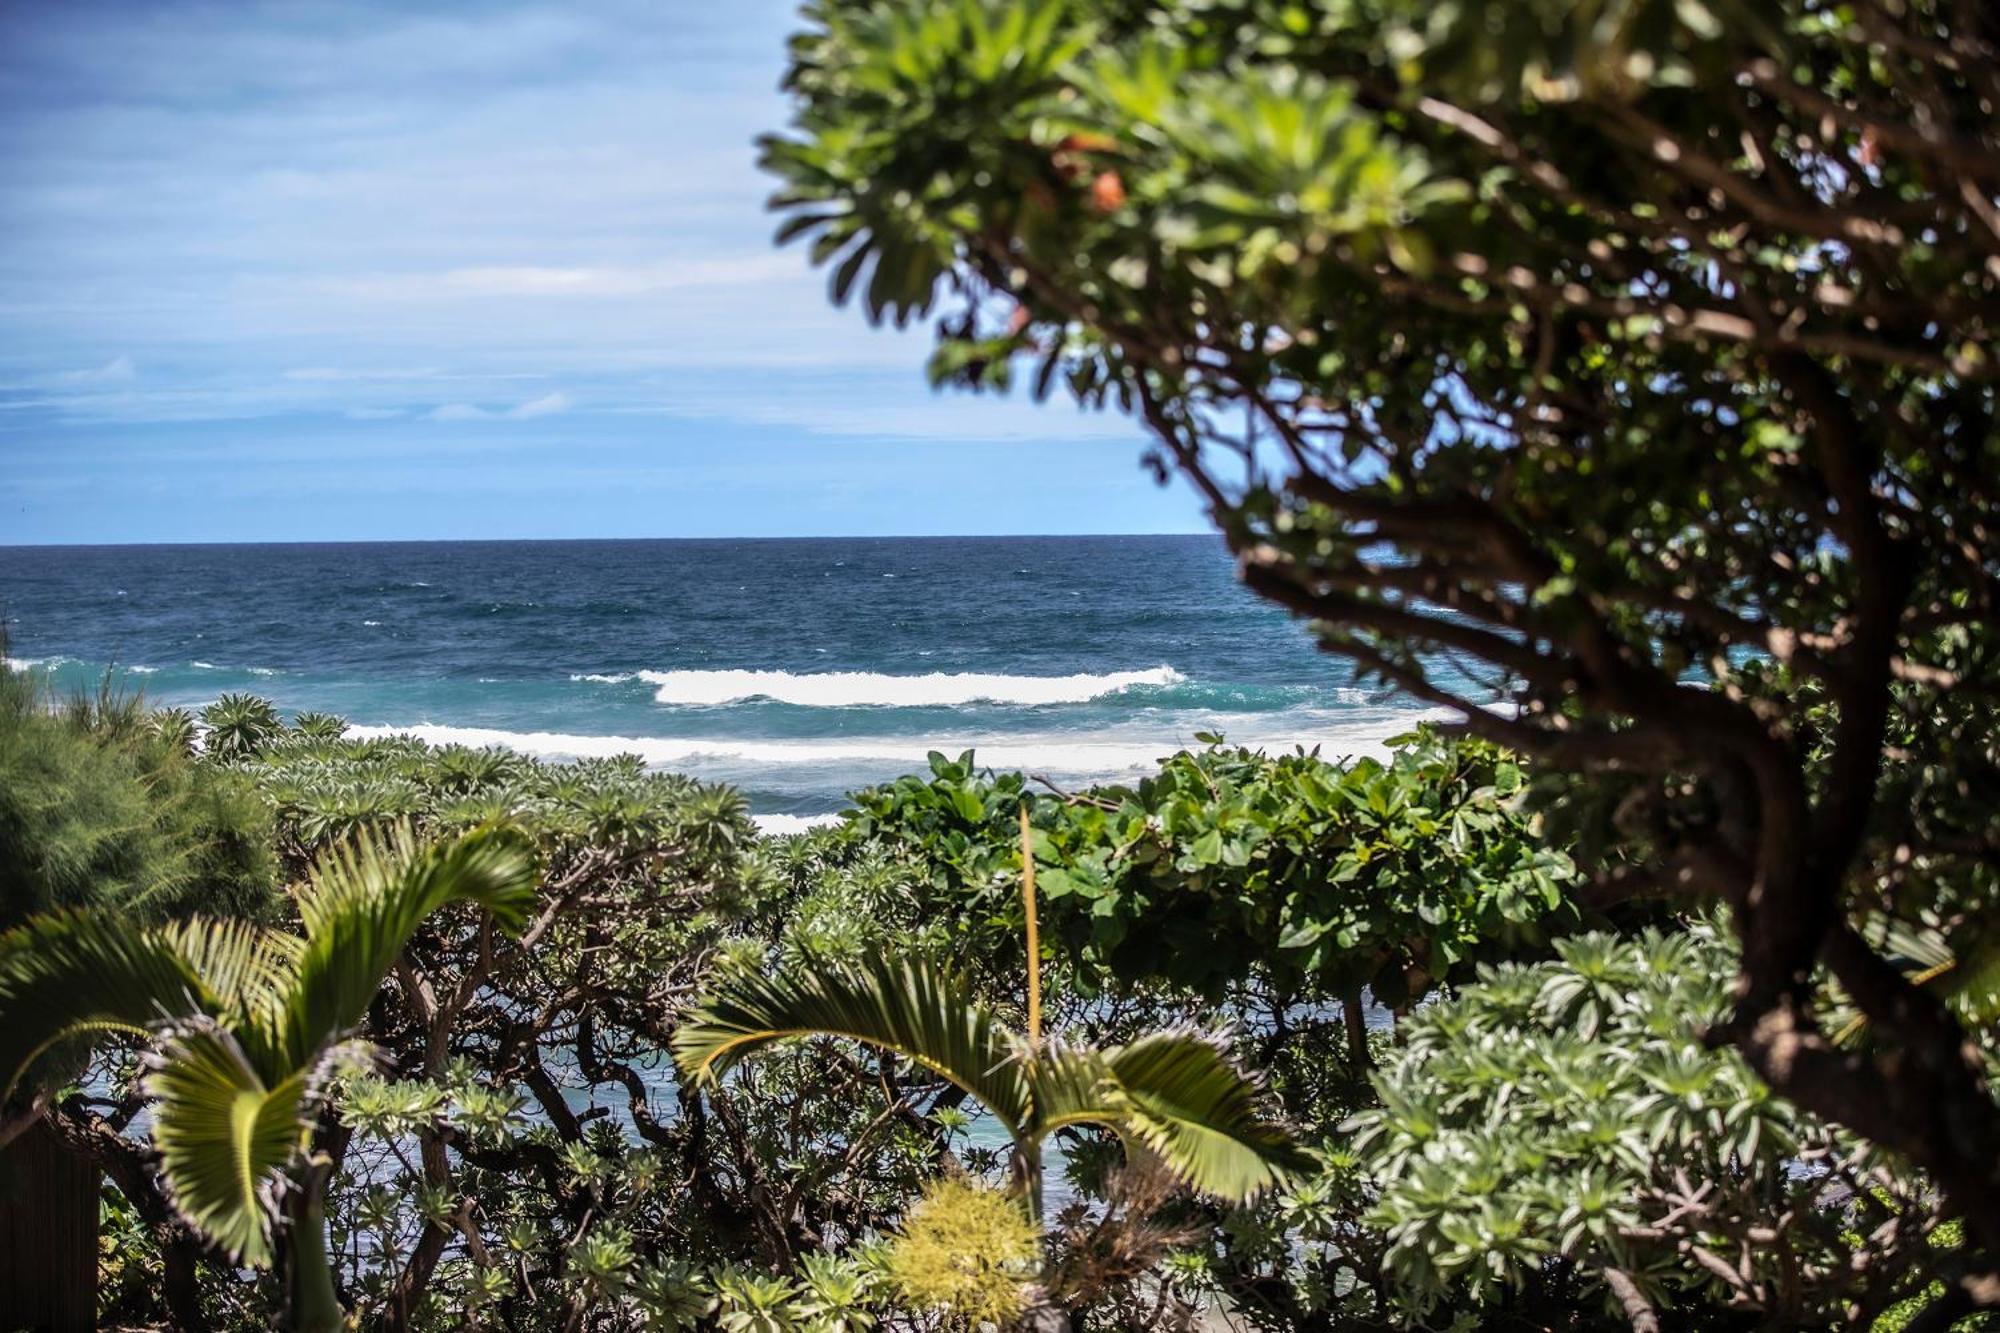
(0, 537, 1445, 824)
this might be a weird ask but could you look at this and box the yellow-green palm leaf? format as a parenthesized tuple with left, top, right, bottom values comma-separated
(147, 1024, 310, 1267)
(1099, 1031, 1310, 1202)
(0, 823, 541, 1285)
(264, 823, 538, 1076)
(673, 957, 1303, 1203)
(0, 909, 221, 1102)
(159, 916, 303, 1032)
(671, 955, 1033, 1133)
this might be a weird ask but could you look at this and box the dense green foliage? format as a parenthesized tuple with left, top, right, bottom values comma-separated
(675, 952, 1309, 1211)
(850, 733, 1574, 1004)
(0, 824, 539, 1330)
(0, 666, 275, 928)
(1353, 927, 1941, 1327)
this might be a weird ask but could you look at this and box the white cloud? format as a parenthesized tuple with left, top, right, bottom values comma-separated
(511, 390, 570, 418)
(285, 366, 442, 382)
(427, 390, 572, 422)
(60, 354, 135, 383)
(325, 255, 798, 302)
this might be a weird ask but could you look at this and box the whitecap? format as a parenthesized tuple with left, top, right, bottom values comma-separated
(629, 666, 1187, 708)
(752, 813, 843, 836)
(343, 709, 1451, 776)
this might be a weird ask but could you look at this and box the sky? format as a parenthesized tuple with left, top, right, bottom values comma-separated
(0, 0, 1200, 544)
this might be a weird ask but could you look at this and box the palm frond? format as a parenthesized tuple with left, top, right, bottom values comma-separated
(1100, 1032, 1308, 1202)
(265, 824, 538, 1074)
(159, 917, 302, 1030)
(1023, 1041, 1124, 1135)
(147, 1023, 309, 1267)
(1948, 937, 2000, 1026)
(671, 956, 1033, 1133)
(0, 909, 219, 1101)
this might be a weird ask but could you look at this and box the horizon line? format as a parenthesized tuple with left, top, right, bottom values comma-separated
(0, 530, 1220, 551)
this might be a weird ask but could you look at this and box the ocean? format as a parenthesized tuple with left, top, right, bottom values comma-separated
(0, 536, 1444, 826)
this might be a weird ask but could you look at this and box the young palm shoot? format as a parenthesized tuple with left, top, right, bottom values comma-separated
(672, 801, 1304, 1220)
(0, 823, 539, 1333)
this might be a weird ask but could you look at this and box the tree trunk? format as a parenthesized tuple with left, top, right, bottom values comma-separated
(285, 1163, 344, 1333)
(0, 1116, 99, 1332)
(1343, 988, 1372, 1073)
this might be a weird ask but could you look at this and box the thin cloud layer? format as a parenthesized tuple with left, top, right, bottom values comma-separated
(0, 0, 1181, 542)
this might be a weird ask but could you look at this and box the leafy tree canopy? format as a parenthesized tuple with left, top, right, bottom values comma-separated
(1350, 925, 1954, 1328)
(761, 0, 2000, 1286)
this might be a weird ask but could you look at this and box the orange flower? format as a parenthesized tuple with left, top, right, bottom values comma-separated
(1089, 170, 1126, 214)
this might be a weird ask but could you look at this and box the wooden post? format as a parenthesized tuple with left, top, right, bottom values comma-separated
(0, 1116, 100, 1331)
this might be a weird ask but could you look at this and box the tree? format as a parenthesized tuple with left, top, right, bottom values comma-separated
(758, 0, 2000, 1301)
(0, 824, 539, 1332)
(0, 666, 276, 929)
(0, 662, 279, 1328)
(847, 735, 1574, 1015)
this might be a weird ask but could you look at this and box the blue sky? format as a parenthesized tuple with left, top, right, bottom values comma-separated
(0, 0, 1199, 544)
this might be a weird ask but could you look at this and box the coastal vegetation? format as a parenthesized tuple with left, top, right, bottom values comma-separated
(1, 0, 1996, 1329)
(0, 685, 1983, 1329)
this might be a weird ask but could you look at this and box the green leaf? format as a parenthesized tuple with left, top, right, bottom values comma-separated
(0, 910, 221, 1103)
(671, 955, 1032, 1134)
(268, 825, 538, 1076)
(147, 1025, 309, 1267)
(1100, 1032, 1310, 1201)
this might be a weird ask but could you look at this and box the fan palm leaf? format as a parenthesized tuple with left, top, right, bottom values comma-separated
(672, 956, 1301, 1207)
(147, 1024, 310, 1266)
(265, 823, 536, 1075)
(0, 910, 222, 1102)
(159, 916, 303, 1031)
(0, 822, 541, 1329)
(1100, 1031, 1312, 1201)
(673, 955, 1032, 1132)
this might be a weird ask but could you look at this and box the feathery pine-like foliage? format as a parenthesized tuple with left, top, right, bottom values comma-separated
(0, 661, 275, 929)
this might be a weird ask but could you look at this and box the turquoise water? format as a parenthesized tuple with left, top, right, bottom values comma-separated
(0, 536, 1446, 822)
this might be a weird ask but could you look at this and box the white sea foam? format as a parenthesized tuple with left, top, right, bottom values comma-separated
(752, 813, 844, 836)
(596, 666, 1188, 708)
(344, 709, 1450, 776)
